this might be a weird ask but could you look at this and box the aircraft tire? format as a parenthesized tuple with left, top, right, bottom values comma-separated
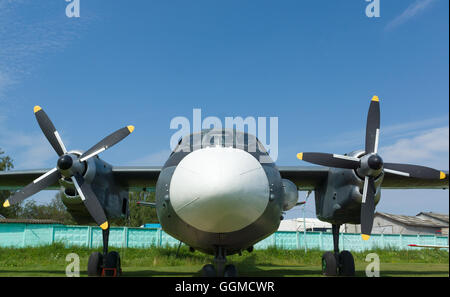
(87, 252, 103, 277)
(224, 264, 238, 277)
(322, 252, 337, 276)
(201, 264, 216, 277)
(338, 250, 355, 276)
(103, 251, 122, 277)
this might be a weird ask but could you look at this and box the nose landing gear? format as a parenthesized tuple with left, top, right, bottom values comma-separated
(321, 224, 355, 277)
(201, 246, 239, 277)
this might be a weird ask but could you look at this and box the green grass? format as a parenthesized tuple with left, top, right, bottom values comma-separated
(0, 244, 448, 277)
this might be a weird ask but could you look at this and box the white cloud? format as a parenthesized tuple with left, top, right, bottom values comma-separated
(320, 115, 449, 152)
(0, 113, 58, 169)
(14, 136, 57, 169)
(0, 71, 15, 99)
(385, 0, 436, 30)
(0, 0, 90, 100)
(0, 132, 56, 169)
(378, 126, 449, 169)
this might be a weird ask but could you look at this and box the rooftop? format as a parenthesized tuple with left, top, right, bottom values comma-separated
(0, 218, 64, 225)
(416, 212, 449, 224)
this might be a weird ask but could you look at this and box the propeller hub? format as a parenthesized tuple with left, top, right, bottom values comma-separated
(368, 154, 383, 170)
(57, 153, 86, 178)
(57, 155, 73, 170)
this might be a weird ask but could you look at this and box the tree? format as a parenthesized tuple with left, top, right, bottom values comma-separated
(0, 148, 21, 218)
(115, 191, 159, 227)
(18, 192, 76, 224)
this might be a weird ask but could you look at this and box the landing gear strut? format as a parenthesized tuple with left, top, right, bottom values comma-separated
(321, 224, 355, 276)
(87, 228, 122, 277)
(201, 246, 238, 277)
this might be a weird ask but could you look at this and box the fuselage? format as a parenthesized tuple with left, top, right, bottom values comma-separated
(155, 129, 284, 255)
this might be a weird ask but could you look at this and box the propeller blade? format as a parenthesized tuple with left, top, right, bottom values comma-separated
(297, 152, 360, 169)
(360, 176, 376, 240)
(3, 168, 60, 207)
(365, 96, 380, 154)
(79, 126, 135, 162)
(384, 163, 446, 180)
(72, 174, 109, 230)
(34, 106, 67, 157)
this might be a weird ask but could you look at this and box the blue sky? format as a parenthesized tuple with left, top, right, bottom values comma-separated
(0, 0, 448, 219)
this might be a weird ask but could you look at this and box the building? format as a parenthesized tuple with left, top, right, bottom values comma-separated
(279, 211, 449, 236)
(370, 212, 448, 235)
(416, 212, 449, 236)
(279, 218, 332, 232)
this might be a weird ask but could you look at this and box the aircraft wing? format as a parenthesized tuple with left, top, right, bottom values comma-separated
(0, 169, 58, 191)
(0, 167, 163, 192)
(1, 166, 447, 192)
(278, 166, 449, 190)
(3, 166, 326, 192)
(111, 166, 162, 191)
(278, 166, 329, 190)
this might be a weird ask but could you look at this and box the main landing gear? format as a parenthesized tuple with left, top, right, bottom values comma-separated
(321, 224, 355, 277)
(87, 228, 122, 277)
(201, 246, 238, 277)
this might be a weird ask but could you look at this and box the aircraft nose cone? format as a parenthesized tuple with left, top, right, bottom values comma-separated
(169, 147, 270, 233)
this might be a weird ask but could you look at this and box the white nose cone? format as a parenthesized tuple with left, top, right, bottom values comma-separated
(169, 147, 270, 233)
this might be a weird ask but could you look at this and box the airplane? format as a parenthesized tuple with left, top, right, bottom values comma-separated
(0, 97, 448, 277)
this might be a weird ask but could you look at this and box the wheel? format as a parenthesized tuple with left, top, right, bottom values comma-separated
(103, 251, 121, 277)
(322, 252, 338, 276)
(338, 250, 355, 276)
(224, 264, 238, 277)
(201, 264, 216, 277)
(87, 252, 103, 277)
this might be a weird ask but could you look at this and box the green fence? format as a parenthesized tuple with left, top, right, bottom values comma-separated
(0, 223, 448, 251)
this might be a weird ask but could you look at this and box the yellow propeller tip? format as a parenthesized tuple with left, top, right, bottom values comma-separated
(3, 200, 10, 208)
(440, 171, 446, 180)
(361, 234, 370, 241)
(371, 96, 379, 102)
(127, 125, 135, 133)
(100, 221, 109, 230)
(33, 106, 42, 113)
(297, 153, 303, 160)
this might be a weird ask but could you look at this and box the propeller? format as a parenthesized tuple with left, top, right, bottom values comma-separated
(297, 96, 446, 240)
(3, 106, 135, 230)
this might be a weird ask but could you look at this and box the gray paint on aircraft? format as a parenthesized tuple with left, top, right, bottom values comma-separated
(155, 129, 283, 256)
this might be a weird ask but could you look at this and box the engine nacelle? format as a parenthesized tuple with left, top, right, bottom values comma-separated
(59, 150, 129, 224)
(315, 150, 383, 224)
(281, 179, 299, 211)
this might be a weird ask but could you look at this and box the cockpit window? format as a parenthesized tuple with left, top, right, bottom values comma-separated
(172, 129, 266, 154)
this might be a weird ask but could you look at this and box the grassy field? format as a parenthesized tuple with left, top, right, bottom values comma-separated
(0, 244, 448, 277)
